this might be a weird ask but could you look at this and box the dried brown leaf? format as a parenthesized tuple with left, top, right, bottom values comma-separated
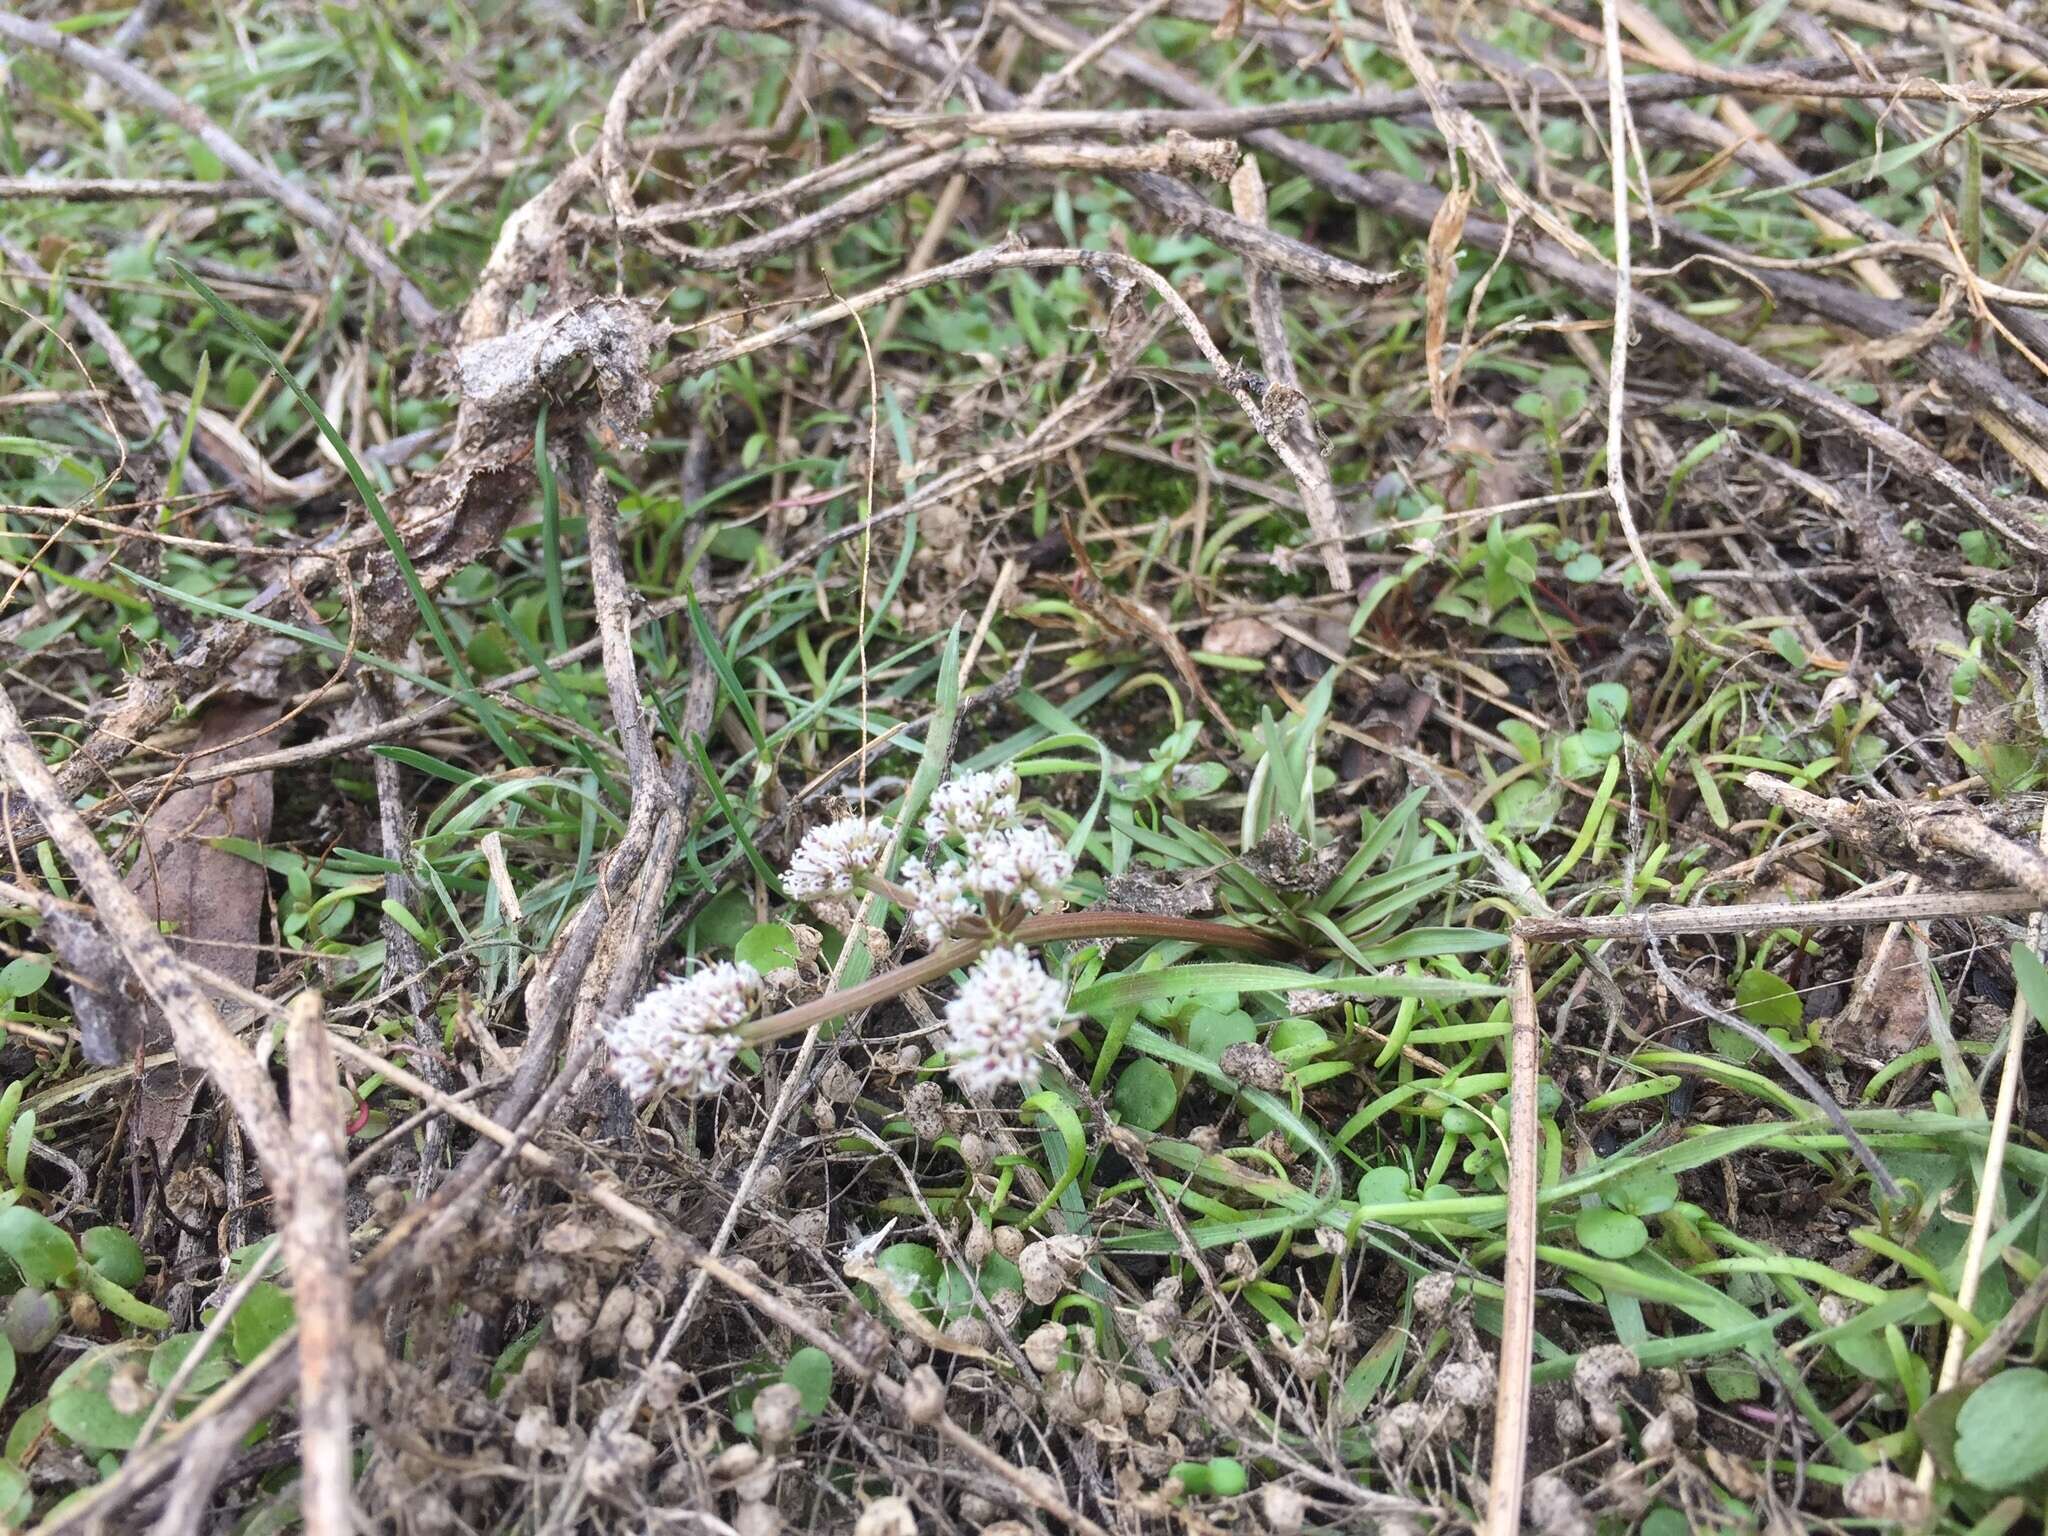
(123, 696, 281, 1160)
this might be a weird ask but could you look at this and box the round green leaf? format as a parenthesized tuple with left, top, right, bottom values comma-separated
(1734, 968, 1802, 1035)
(735, 922, 800, 975)
(149, 1332, 231, 1396)
(977, 1252, 1024, 1299)
(49, 1384, 145, 1450)
(1266, 1018, 1330, 1060)
(0, 1461, 26, 1525)
(783, 1346, 834, 1418)
(692, 887, 754, 951)
(1357, 1166, 1410, 1206)
(81, 1227, 145, 1291)
(1605, 1167, 1680, 1218)
(0, 1334, 13, 1403)
(1186, 1008, 1256, 1063)
(46, 1343, 152, 1451)
(0, 1207, 77, 1287)
(1956, 1369, 2048, 1491)
(230, 1281, 296, 1363)
(0, 957, 50, 998)
(1113, 1060, 1178, 1132)
(1575, 1207, 1649, 1260)
(1562, 552, 1603, 583)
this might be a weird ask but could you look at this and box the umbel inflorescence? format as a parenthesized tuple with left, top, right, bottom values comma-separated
(603, 767, 1076, 1102)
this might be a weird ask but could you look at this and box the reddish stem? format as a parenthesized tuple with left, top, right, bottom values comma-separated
(738, 911, 1288, 1044)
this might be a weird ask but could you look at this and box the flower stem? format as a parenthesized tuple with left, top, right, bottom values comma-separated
(737, 912, 1290, 1045)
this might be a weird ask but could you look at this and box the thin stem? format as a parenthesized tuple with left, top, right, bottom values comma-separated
(737, 911, 1290, 1045)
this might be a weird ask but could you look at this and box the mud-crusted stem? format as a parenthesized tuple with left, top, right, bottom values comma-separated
(736, 912, 1289, 1046)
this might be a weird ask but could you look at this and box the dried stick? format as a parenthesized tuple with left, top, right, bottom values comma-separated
(1512, 887, 2039, 942)
(284, 992, 353, 1536)
(1530, 0, 2048, 104)
(737, 911, 1289, 1045)
(1742, 774, 2048, 903)
(1228, 158, 1347, 592)
(868, 54, 1922, 136)
(0, 683, 295, 1187)
(0, 176, 260, 200)
(0, 13, 435, 329)
(365, 691, 451, 1189)
(621, 139, 1242, 255)
(1961, 1260, 2048, 1389)
(575, 448, 664, 796)
(600, 4, 758, 233)
(1485, 935, 1541, 1536)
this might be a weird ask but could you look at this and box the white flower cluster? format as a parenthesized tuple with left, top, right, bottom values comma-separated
(901, 856, 974, 949)
(893, 768, 1075, 948)
(941, 944, 1068, 1096)
(783, 815, 892, 899)
(604, 960, 761, 1099)
(922, 766, 1020, 847)
(963, 824, 1074, 914)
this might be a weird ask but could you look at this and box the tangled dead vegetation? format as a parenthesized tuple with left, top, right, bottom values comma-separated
(6, 0, 2048, 1533)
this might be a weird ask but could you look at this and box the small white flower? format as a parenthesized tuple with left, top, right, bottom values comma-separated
(902, 856, 976, 948)
(963, 825, 1075, 913)
(941, 945, 1068, 1095)
(784, 816, 892, 899)
(604, 960, 761, 1099)
(922, 766, 1021, 847)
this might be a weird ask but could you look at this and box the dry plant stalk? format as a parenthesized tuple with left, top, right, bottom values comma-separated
(1485, 934, 1542, 1536)
(284, 992, 353, 1536)
(1743, 774, 2048, 902)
